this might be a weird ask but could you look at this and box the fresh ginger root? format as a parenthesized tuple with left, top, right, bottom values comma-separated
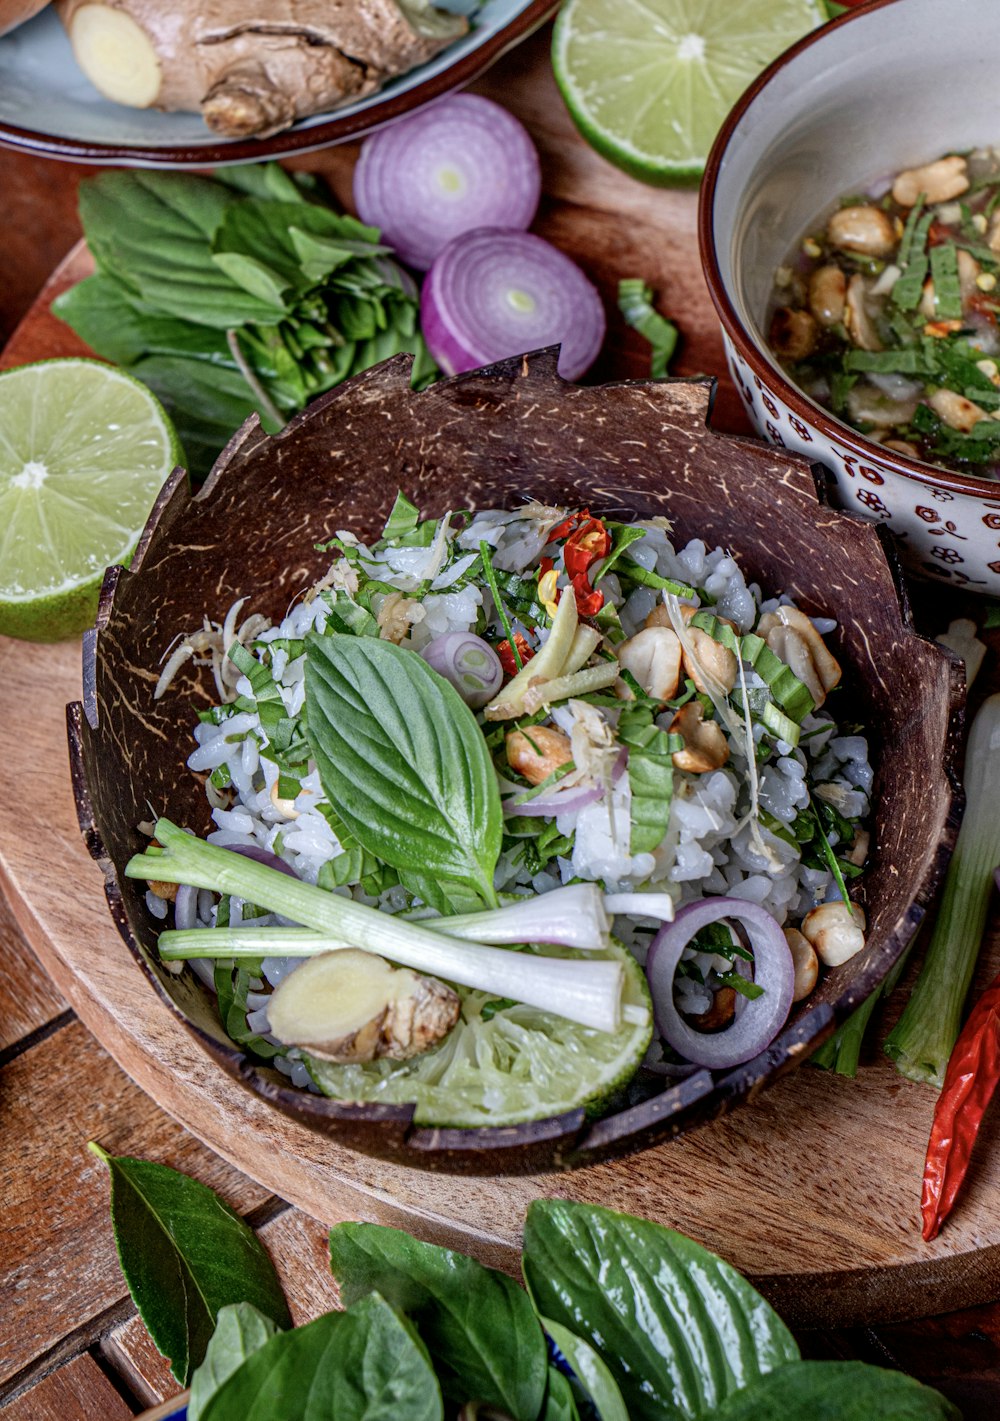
(0, 0, 51, 37)
(265, 949, 460, 1064)
(54, 0, 468, 138)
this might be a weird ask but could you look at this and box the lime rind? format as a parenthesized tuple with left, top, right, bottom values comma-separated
(552, 0, 826, 186)
(305, 942, 652, 1129)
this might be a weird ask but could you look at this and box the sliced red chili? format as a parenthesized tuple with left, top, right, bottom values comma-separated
(571, 572, 605, 618)
(497, 632, 534, 678)
(565, 518, 611, 579)
(921, 969, 1000, 1241)
(546, 511, 584, 544)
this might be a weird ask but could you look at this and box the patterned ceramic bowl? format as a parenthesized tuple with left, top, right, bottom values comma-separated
(699, 0, 1000, 596)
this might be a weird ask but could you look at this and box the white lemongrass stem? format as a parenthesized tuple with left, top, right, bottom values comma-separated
(484, 584, 578, 720)
(129, 819, 626, 1032)
(522, 660, 620, 715)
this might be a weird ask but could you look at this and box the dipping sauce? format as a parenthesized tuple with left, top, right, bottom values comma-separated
(768, 148, 1000, 479)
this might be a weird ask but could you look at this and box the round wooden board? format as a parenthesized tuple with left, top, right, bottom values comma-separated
(5, 31, 1000, 1329)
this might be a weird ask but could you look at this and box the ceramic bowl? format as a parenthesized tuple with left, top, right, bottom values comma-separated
(68, 351, 963, 1173)
(699, 0, 1000, 596)
(0, 0, 553, 166)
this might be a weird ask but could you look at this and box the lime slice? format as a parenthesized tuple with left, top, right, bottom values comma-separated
(305, 942, 652, 1128)
(552, 0, 826, 186)
(0, 358, 182, 643)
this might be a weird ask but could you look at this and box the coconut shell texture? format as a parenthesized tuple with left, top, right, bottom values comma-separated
(68, 349, 964, 1173)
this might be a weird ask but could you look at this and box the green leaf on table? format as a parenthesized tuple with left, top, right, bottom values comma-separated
(329, 1221, 547, 1421)
(216, 162, 315, 204)
(305, 635, 503, 908)
(188, 1303, 280, 1421)
(543, 1318, 629, 1421)
(212, 199, 387, 295)
(522, 1200, 799, 1421)
(710, 1360, 961, 1420)
(88, 1143, 291, 1385)
(618, 278, 679, 378)
(201, 1293, 442, 1421)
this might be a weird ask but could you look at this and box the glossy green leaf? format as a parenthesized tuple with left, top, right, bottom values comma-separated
(522, 1200, 799, 1421)
(710, 1361, 961, 1420)
(188, 1303, 280, 1421)
(329, 1222, 547, 1421)
(201, 1293, 442, 1421)
(89, 1144, 291, 1384)
(541, 1367, 581, 1421)
(543, 1319, 629, 1421)
(305, 634, 502, 907)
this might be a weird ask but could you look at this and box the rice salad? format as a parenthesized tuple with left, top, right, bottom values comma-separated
(137, 496, 872, 1127)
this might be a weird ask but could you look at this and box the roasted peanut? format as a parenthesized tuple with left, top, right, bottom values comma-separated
(758, 606, 841, 709)
(801, 901, 867, 968)
(827, 205, 897, 256)
(785, 927, 819, 1001)
(928, 387, 989, 433)
(691, 987, 736, 1031)
(845, 827, 870, 867)
(270, 777, 299, 820)
(769, 306, 818, 360)
(670, 702, 729, 774)
(506, 726, 573, 785)
(844, 274, 883, 352)
(808, 265, 847, 327)
(617, 626, 683, 700)
(892, 154, 969, 207)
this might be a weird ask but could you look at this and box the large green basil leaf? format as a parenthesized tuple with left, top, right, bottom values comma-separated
(213, 199, 386, 294)
(201, 1293, 442, 1421)
(329, 1222, 546, 1421)
(543, 1319, 629, 1421)
(522, 1201, 798, 1421)
(89, 1144, 291, 1384)
(710, 1361, 961, 1420)
(188, 1303, 280, 1421)
(305, 634, 502, 907)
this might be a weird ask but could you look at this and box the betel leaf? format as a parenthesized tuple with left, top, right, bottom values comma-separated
(188, 1303, 280, 1421)
(544, 1318, 629, 1421)
(201, 1293, 442, 1421)
(522, 1200, 799, 1421)
(304, 634, 503, 908)
(329, 1221, 547, 1421)
(88, 1144, 291, 1384)
(710, 1361, 961, 1420)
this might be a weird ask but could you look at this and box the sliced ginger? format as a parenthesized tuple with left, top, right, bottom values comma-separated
(266, 949, 460, 1065)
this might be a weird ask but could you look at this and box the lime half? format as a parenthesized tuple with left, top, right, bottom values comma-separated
(0, 359, 182, 643)
(553, 0, 826, 186)
(306, 943, 652, 1129)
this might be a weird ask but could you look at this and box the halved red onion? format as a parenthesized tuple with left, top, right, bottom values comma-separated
(646, 898, 794, 1070)
(421, 228, 606, 381)
(354, 94, 541, 271)
(421, 631, 503, 708)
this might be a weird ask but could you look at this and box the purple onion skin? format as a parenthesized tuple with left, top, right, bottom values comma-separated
(173, 842, 299, 927)
(229, 843, 299, 878)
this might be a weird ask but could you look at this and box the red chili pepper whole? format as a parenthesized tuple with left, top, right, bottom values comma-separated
(497, 632, 534, 678)
(921, 972, 1000, 1241)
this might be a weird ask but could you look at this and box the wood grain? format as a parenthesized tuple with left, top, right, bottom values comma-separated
(0, 893, 66, 1053)
(0, 1354, 134, 1421)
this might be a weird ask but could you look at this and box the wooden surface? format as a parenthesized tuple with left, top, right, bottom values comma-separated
(3, 22, 1000, 1419)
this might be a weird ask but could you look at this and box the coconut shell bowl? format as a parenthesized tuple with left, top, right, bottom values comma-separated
(68, 349, 964, 1174)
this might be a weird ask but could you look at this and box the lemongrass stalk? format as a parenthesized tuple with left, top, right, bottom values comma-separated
(129, 819, 627, 1032)
(522, 661, 620, 715)
(885, 693, 1000, 1086)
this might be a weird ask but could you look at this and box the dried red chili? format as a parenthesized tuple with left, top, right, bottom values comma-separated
(921, 968, 1000, 1241)
(497, 632, 534, 678)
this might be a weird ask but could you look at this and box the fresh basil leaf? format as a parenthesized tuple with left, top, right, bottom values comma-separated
(544, 1318, 629, 1421)
(323, 591, 380, 638)
(188, 1303, 280, 1421)
(541, 1367, 581, 1421)
(88, 1144, 291, 1384)
(305, 634, 502, 907)
(522, 1200, 799, 1421)
(710, 1360, 960, 1420)
(212, 199, 384, 295)
(329, 1222, 547, 1421)
(210, 251, 291, 312)
(382, 491, 424, 542)
(201, 1293, 442, 1421)
(216, 162, 313, 204)
(595, 524, 647, 583)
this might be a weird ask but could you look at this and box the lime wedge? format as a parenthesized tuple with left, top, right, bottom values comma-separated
(306, 942, 652, 1128)
(0, 358, 182, 643)
(552, 0, 826, 186)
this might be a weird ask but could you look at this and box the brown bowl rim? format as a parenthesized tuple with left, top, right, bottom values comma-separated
(0, 1, 556, 167)
(66, 356, 967, 1172)
(697, 0, 1000, 503)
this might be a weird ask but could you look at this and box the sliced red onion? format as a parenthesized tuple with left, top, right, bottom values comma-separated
(354, 94, 541, 271)
(229, 843, 300, 877)
(421, 631, 503, 708)
(421, 228, 606, 381)
(646, 898, 795, 1070)
(503, 748, 626, 818)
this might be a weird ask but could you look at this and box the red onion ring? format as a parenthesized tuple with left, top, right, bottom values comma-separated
(646, 898, 794, 1070)
(421, 228, 606, 381)
(354, 94, 541, 271)
(502, 748, 627, 818)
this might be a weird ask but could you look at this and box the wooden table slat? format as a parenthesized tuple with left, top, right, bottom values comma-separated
(0, 1354, 135, 1421)
(0, 892, 67, 1054)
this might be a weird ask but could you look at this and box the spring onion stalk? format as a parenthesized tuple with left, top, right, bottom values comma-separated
(427, 882, 611, 949)
(484, 584, 578, 720)
(129, 819, 634, 1033)
(884, 693, 1000, 1086)
(812, 939, 915, 1077)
